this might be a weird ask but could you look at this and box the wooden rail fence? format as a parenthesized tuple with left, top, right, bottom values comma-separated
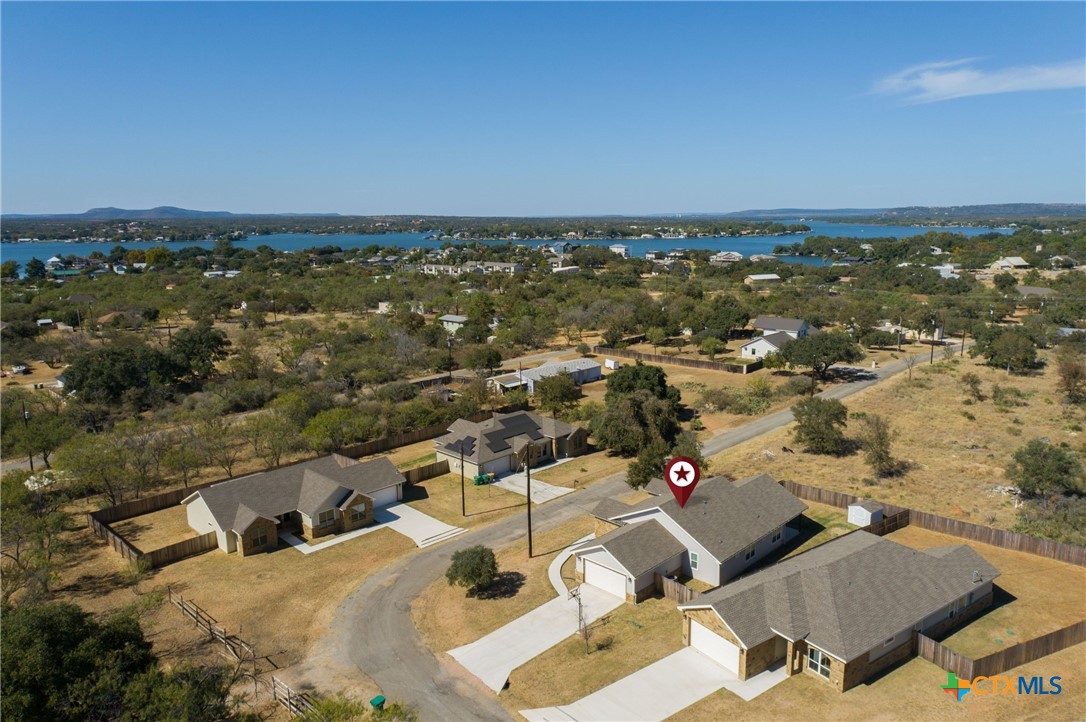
(655, 574, 701, 604)
(168, 587, 255, 662)
(270, 675, 318, 717)
(918, 621, 1086, 679)
(591, 345, 762, 374)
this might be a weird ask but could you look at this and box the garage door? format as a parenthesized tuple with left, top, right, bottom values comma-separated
(583, 560, 627, 599)
(368, 485, 400, 509)
(690, 620, 741, 673)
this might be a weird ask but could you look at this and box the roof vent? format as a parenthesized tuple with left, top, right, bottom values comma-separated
(972, 569, 982, 583)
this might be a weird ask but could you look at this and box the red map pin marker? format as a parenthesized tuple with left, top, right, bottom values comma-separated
(664, 456, 701, 509)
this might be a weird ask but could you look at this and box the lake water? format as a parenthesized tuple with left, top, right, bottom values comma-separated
(0, 220, 1009, 270)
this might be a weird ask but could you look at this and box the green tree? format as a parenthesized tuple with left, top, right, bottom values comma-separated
(604, 361, 680, 406)
(699, 337, 724, 360)
(1005, 439, 1084, 496)
(960, 371, 985, 401)
(778, 331, 864, 380)
(994, 272, 1017, 292)
(464, 346, 502, 379)
(645, 327, 668, 353)
(987, 330, 1038, 373)
(238, 412, 301, 468)
(625, 438, 670, 489)
(24, 257, 46, 280)
(671, 429, 708, 474)
(854, 412, 897, 477)
(1056, 345, 1086, 404)
(1, 470, 71, 603)
(63, 344, 182, 406)
(12, 411, 73, 469)
(791, 397, 848, 455)
(1, 603, 156, 722)
(445, 545, 499, 595)
(302, 407, 360, 453)
(601, 326, 625, 349)
(534, 373, 580, 417)
(1, 259, 19, 279)
(170, 320, 231, 378)
(592, 389, 680, 456)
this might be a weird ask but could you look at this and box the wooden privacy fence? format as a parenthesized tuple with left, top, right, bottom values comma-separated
(917, 634, 975, 679)
(144, 532, 218, 568)
(402, 459, 450, 485)
(87, 513, 143, 561)
(918, 621, 1086, 679)
(656, 574, 701, 604)
(337, 404, 528, 458)
(908, 510, 1086, 566)
(778, 480, 1085, 566)
(592, 345, 762, 374)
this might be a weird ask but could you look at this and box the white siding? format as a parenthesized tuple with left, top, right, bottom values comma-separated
(741, 337, 780, 359)
(184, 497, 229, 551)
(719, 525, 796, 583)
(634, 551, 685, 594)
(584, 558, 628, 599)
(612, 509, 721, 586)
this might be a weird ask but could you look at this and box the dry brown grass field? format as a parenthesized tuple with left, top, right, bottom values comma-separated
(709, 352, 1085, 529)
(403, 471, 526, 529)
(411, 516, 594, 654)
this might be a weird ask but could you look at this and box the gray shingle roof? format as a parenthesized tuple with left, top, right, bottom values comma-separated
(188, 455, 404, 534)
(602, 474, 808, 563)
(580, 519, 686, 578)
(752, 316, 807, 333)
(743, 331, 793, 350)
(435, 411, 582, 465)
(680, 531, 1000, 662)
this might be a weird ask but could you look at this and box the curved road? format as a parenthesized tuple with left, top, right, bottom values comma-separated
(307, 345, 962, 721)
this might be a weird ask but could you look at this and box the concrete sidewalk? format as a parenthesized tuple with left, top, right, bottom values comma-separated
(449, 584, 623, 693)
(520, 648, 787, 721)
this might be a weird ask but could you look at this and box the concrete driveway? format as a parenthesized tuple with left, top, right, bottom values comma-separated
(375, 503, 467, 547)
(493, 470, 576, 504)
(449, 584, 623, 693)
(520, 648, 787, 721)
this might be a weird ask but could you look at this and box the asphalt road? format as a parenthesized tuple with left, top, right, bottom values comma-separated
(299, 344, 964, 721)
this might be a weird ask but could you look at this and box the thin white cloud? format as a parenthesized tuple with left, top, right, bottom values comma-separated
(874, 58, 1086, 103)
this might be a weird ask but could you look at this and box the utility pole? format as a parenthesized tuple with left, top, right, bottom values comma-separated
(521, 444, 534, 558)
(929, 318, 936, 365)
(459, 442, 466, 518)
(21, 400, 33, 471)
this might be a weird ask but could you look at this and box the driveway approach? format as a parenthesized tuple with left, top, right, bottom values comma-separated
(303, 345, 946, 721)
(520, 648, 787, 722)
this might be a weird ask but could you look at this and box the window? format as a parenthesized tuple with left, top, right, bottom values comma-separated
(771, 527, 782, 544)
(317, 509, 336, 527)
(744, 544, 757, 561)
(690, 552, 699, 570)
(807, 648, 831, 679)
(252, 531, 267, 548)
(350, 505, 366, 523)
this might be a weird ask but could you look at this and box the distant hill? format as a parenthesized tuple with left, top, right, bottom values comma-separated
(722, 204, 1085, 221)
(2, 206, 340, 220)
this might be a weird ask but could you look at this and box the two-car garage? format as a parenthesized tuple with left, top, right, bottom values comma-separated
(583, 559, 628, 599)
(689, 619, 741, 674)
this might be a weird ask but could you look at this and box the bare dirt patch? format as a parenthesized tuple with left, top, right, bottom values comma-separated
(707, 354, 1085, 529)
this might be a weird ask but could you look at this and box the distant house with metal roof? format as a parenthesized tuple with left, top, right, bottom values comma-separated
(743, 273, 782, 286)
(486, 358, 602, 394)
(584, 474, 808, 592)
(678, 531, 999, 690)
(182, 456, 406, 557)
(438, 314, 469, 334)
(752, 316, 811, 338)
(989, 256, 1030, 270)
(433, 411, 587, 479)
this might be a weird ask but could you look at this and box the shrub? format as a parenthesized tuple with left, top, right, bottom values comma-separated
(445, 546, 499, 594)
(780, 375, 817, 397)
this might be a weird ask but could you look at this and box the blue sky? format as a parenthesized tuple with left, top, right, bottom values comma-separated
(2, 2, 1084, 215)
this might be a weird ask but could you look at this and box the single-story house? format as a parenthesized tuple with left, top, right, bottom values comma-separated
(752, 316, 810, 339)
(434, 410, 588, 479)
(709, 251, 744, 265)
(740, 331, 794, 360)
(439, 314, 468, 334)
(744, 273, 782, 286)
(585, 474, 808, 591)
(182, 455, 406, 556)
(989, 256, 1030, 271)
(678, 531, 999, 691)
(486, 358, 603, 395)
